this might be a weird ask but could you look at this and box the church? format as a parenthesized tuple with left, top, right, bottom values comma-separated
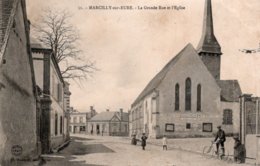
(129, 0, 242, 138)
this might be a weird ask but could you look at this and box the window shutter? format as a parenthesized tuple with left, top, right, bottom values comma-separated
(58, 83, 63, 102)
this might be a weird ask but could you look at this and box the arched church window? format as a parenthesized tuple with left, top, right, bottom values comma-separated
(197, 84, 201, 111)
(185, 78, 191, 111)
(175, 83, 180, 111)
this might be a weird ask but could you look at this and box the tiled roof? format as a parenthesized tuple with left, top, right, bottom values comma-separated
(217, 80, 242, 102)
(132, 43, 195, 107)
(0, 0, 18, 63)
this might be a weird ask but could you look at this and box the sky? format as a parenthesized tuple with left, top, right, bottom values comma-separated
(26, 0, 260, 112)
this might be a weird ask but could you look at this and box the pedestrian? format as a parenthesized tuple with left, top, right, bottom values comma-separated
(233, 135, 242, 163)
(141, 133, 147, 150)
(214, 125, 226, 157)
(131, 134, 137, 145)
(162, 135, 167, 150)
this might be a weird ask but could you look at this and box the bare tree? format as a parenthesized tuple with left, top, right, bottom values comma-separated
(32, 8, 96, 82)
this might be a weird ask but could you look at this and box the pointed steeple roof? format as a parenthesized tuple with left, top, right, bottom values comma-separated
(197, 0, 222, 54)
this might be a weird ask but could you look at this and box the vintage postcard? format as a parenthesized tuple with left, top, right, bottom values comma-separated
(0, 0, 259, 165)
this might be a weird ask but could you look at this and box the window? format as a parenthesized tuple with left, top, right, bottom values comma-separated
(60, 116, 63, 134)
(80, 126, 86, 131)
(186, 123, 191, 129)
(73, 117, 77, 123)
(223, 109, 233, 125)
(175, 83, 180, 111)
(80, 117, 83, 123)
(185, 78, 191, 111)
(197, 84, 201, 111)
(165, 123, 175, 132)
(203, 123, 212, 132)
(55, 114, 58, 135)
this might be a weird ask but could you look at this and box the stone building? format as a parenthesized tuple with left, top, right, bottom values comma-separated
(64, 82, 71, 141)
(31, 42, 69, 153)
(69, 106, 97, 134)
(129, 0, 241, 139)
(88, 109, 129, 136)
(0, 0, 41, 163)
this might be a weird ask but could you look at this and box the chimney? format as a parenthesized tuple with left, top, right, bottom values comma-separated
(120, 108, 123, 120)
(90, 106, 96, 117)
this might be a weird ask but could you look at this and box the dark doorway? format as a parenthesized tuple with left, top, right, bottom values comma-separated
(96, 124, 100, 135)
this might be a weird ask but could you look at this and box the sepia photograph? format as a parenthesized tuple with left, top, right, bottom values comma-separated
(0, 0, 260, 165)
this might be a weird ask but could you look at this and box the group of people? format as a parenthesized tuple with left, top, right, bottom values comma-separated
(131, 133, 148, 150)
(131, 133, 168, 151)
(131, 126, 245, 163)
(214, 125, 245, 163)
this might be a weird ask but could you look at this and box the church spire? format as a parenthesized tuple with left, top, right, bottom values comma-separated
(197, 0, 221, 55)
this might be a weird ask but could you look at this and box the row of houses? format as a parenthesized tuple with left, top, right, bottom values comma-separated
(70, 108, 129, 136)
(0, 0, 71, 163)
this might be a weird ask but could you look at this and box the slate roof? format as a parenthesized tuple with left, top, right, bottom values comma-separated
(132, 43, 195, 107)
(90, 112, 118, 122)
(116, 112, 129, 122)
(217, 80, 242, 102)
(131, 43, 242, 106)
(90, 111, 129, 122)
(0, 0, 19, 62)
(197, 0, 222, 55)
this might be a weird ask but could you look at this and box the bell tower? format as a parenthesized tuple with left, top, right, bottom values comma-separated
(197, 0, 222, 80)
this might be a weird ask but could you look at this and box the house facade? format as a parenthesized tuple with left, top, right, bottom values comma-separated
(69, 106, 97, 134)
(129, 0, 241, 139)
(0, 0, 40, 163)
(88, 109, 129, 136)
(32, 43, 68, 153)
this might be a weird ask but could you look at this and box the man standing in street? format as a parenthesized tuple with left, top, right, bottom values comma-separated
(141, 133, 147, 150)
(214, 126, 226, 156)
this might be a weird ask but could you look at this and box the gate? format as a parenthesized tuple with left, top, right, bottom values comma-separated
(240, 94, 260, 160)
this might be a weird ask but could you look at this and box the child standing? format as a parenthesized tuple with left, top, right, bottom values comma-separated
(162, 135, 167, 150)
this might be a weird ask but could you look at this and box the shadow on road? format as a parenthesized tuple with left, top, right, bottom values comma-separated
(41, 136, 114, 166)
